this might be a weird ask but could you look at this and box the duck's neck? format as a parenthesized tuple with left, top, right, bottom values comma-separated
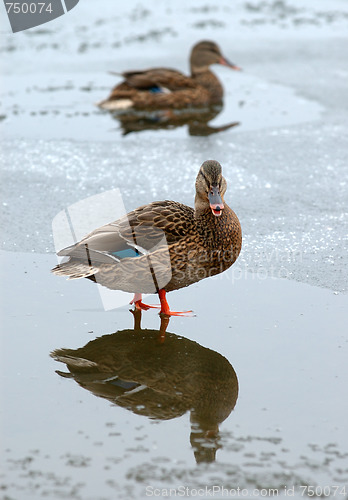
(194, 195, 209, 220)
(194, 200, 230, 248)
(191, 68, 223, 104)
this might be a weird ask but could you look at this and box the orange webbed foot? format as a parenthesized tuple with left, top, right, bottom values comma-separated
(135, 300, 161, 311)
(158, 289, 195, 317)
(160, 309, 195, 317)
(130, 293, 160, 311)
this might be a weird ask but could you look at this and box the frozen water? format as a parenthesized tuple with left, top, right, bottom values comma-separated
(1, 117, 347, 291)
(1, 0, 348, 498)
(1, 0, 347, 292)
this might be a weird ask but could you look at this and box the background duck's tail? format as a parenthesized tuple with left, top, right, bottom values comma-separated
(96, 98, 133, 110)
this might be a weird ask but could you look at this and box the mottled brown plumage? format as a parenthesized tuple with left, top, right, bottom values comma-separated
(52, 160, 242, 313)
(97, 40, 241, 111)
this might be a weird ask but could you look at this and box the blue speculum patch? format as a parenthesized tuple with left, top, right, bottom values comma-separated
(109, 379, 139, 390)
(149, 86, 163, 93)
(111, 248, 140, 259)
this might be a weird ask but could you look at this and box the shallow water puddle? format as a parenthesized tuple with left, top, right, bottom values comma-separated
(1, 251, 347, 499)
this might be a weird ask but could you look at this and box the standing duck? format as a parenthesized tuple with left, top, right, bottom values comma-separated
(52, 160, 242, 316)
(97, 40, 241, 111)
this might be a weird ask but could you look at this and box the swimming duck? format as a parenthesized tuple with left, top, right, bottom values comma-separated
(52, 160, 242, 316)
(97, 40, 241, 111)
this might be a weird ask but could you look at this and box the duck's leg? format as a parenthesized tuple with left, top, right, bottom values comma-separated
(129, 308, 142, 330)
(130, 293, 160, 311)
(158, 289, 194, 317)
(158, 315, 170, 343)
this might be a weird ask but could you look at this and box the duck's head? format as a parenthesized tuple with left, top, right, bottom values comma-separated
(195, 160, 227, 217)
(190, 40, 241, 74)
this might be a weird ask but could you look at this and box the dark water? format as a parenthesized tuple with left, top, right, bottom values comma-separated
(1, 252, 347, 499)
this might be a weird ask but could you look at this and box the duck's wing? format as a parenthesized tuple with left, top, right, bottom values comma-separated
(98, 68, 209, 110)
(119, 68, 197, 92)
(57, 201, 194, 263)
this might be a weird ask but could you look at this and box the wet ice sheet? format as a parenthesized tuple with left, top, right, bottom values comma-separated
(2, 0, 348, 140)
(1, 1, 348, 292)
(0, 251, 347, 499)
(1, 0, 348, 498)
(1, 117, 347, 292)
(0, 69, 323, 141)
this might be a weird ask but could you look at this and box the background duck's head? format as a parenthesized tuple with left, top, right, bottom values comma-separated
(195, 160, 227, 217)
(190, 40, 241, 74)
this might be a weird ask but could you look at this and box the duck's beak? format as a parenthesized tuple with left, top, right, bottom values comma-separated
(219, 56, 242, 71)
(208, 186, 224, 217)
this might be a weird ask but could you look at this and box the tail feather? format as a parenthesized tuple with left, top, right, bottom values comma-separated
(97, 98, 133, 110)
(51, 261, 99, 279)
(50, 351, 98, 369)
(52, 246, 121, 280)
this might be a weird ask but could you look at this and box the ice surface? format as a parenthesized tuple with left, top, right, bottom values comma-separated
(1, 1, 348, 498)
(1, 117, 347, 291)
(1, 0, 347, 293)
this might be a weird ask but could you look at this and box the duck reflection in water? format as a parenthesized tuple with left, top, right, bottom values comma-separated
(51, 310, 238, 463)
(110, 107, 240, 137)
